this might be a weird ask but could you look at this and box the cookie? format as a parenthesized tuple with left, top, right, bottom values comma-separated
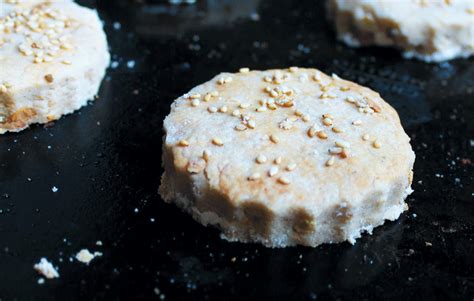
(327, 0, 474, 62)
(0, 0, 110, 133)
(160, 67, 415, 247)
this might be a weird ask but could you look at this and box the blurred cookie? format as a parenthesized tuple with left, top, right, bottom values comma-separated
(0, 0, 110, 134)
(160, 67, 415, 247)
(327, 0, 474, 62)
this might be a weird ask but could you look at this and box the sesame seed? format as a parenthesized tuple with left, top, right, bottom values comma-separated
(274, 156, 282, 164)
(178, 140, 189, 147)
(345, 96, 356, 103)
(352, 120, 362, 125)
(0, 85, 7, 93)
(232, 109, 241, 117)
(211, 91, 219, 97)
(362, 134, 370, 141)
(256, 106, 267, 112)
(268, 166, 279, 177)
(239, 103, 250, 109)
(269, 134, 280, 144)
(224, 77, 233, 83)
(247, 119, 256, 129)
(326, 157, 335, 167)
(267, 103, 277, 110)
(270, 90, 279, 98)
(328, 147, 343, 154)
(239, 67, 250, 73)
(307, 126, 317, 138)
(264, 76, 272, 83)
(217, 78, 225, 85)
(332, 126, 343, 133)
(286, 163, 296, 171)
(277, 176, 291, 185)
(44, 74, 54, 83)
(191, 99, 200, 107)
(294, 110, 303, 117)
(302, 115, 311, 122)
(317, 131, 328, 139)
(61, 60, 72, 65)
(289, 66, 299, 73)
(335, 140, 350, 148)
(372, 140, 381, 149)
(256, 154, 267, 164)
(313, 72, 321, 82)
(219, 106, 228, 113)
(212, 138, 224, 146)
(204, 94, 212, 102)
(235, 124, 247, 131)
(340, 86, 350, 91)
(202, 150, 211, 161)
(248, 173, 261, 181)
(322, 113, 334, 119)
(322, 117, 333, 126)
(208, 106, 217, 113)
(189, 93, 201, 99)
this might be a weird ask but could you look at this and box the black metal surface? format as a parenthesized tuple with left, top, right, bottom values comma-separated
(1, 0, 473, 300)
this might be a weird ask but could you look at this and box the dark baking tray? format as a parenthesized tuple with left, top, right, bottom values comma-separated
(1, 0, 473, 300)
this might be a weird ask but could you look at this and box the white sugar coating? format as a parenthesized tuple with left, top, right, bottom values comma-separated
(160, 67, 415, 248)
(0, 0, 110, 133)
(327, 0, 474, 62)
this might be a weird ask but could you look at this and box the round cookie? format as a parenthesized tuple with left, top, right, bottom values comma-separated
(327, 0, 474, 62)
(160, 67, 415, 248)
(0, 0, 110, 134)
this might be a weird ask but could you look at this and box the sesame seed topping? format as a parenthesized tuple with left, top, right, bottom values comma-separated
(256, 106, 267, 112)
(289, 66, 299, 73)
(0, 85, 7, 93)
(248, 173, 261, 181)
(235, 124, 247, 131)
(274, 156, 282, 164)
(256, 154, 267, 164)
(191, 99, 200, 107)
(239, 67, 250, 73)
(247, 119, 256, 129)
(352, 120, 362, 125)
(286, 163, 296, 171)
(372, 140, 381, 149)
(208, 106, 217, 113)
(204, 94, 212, 102)
(317, 131, 328, 139)
(212, 138, 224, 146)
(269, 134, 280, 144)
(202, 150, 211, 161)
(302, 115, 311, 122)
(268, 166, 279, 177)
(335, 140, 350, 148)
(362, 134, 370, 141)
(44, 74, 54, 83)
(313, 72, 321, 82)
(345, 96, 356, 103)
(219, 105, 228, 113)
(211, 91, 219, 97)
(322, 117, 333, 126)
(340, 86, 350, 91)
(178, 140, 189, 147)
(332, 126, 343, 133)
(328, 147, 343, 154)
(189, 93, 201, 99)
(307, 126, 318, 138)
(277, 176, 291, 185)
(294, 110, 303, 117)
(326, 157, 335, 167)
(264, 76, 272, 83)
(62, 60, 72, 65)
(239, 103, 250, 109)
(232, 109, 241, 117)
(224, 77, 233, 83)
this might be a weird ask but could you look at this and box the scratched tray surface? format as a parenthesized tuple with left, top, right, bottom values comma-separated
(0, 0, 473, 300)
